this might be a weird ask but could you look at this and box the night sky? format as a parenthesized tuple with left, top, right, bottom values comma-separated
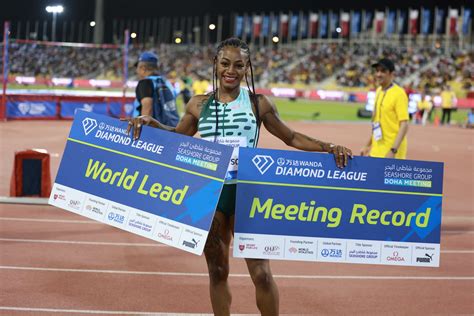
(1, 0, 469, 22)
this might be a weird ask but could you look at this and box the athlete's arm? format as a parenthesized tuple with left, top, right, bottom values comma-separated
(175, 95, 207, 136)
(258, 95, 352, 168)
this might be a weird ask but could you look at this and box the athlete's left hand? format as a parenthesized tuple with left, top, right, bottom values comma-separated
(328, 144, 353, 168)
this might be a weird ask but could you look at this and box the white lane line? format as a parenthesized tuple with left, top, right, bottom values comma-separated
(2, 217, 474, 234)
(0, 266, 472, 280)
(0, 307, 249, 315)
(442, 216, 474, 220)
(0, 238, 167, 247)
(0, 197, 49, 205)
(0, 238, 473, 253)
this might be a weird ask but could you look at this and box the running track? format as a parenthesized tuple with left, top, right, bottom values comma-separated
(1, 120, 473, 315)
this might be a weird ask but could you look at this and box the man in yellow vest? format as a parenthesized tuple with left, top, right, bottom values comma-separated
(440, 84, 457, 125)
(361, 58, 409, 159)
(417, 93, 433, 126)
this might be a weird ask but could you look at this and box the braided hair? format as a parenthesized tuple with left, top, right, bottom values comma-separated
(211, 37, 260, 144)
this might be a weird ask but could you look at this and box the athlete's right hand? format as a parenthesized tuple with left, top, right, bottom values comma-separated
(121, 115, 157, 140)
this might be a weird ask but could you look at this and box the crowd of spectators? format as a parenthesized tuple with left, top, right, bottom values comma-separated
(253, 43, 348, 86)
(336, 45, 473, 94)
(5, 42, 124, 80)
(2, 41, 472, 94)
(416, 51, 473, 92)
(4, 42, 348, 87)
(336, 45, 439, 88)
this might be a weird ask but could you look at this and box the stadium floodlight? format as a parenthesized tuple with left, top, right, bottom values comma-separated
(45, 5, 64, 13)
(209, 24, 216, 30)
(45, 5, 64, 41)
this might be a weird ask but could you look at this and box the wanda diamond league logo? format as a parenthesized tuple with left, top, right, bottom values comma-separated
(252, 155, 274, 175)
(82, 117, 98, 135)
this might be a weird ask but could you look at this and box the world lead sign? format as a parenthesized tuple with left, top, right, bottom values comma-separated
(234, 148, 444, 267)
(49, 111, 233, 255)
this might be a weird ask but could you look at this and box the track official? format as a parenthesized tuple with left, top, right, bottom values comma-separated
(361, 58, 409, 159)
(133, 52, 179, 127)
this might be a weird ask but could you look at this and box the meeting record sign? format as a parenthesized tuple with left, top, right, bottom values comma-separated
(233, 148, 444, 267)
(49, 111, 232, 255)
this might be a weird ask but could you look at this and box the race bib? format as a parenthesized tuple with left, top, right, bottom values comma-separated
(214, 137, 247, 180)
(372, 122, 383, 141)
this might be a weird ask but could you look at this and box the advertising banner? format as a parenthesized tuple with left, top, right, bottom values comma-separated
(49, 111, 233, 255)
(7, 100, 57, 118)
(234, 148, 443, 267)
(60, 101, 108, 118)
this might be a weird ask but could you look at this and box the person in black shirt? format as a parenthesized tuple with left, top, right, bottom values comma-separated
(133, 51, 179, 126)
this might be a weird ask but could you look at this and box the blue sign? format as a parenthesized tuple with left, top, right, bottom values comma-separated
(7, 100, 57, 118)
(235, 16, 244, 37)
(462, 9, 472, 35)
(109, 102, 134, 118)
(422, 9, 431, 34)
(49, 111, 233, 255)
(290, 15, 298, 39)
(234, 148, 443, 267)
(262, 16, 270, 37)
(60, 101, 108, 118)
(351, 12, 361, 35)
(387, 11, 397, 34)
(435, 9, 445, 34)
(319, 13, 328, 37)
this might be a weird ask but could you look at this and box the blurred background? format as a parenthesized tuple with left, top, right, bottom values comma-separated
(0, 0, 472, 123)
(0, 4, 472, 314)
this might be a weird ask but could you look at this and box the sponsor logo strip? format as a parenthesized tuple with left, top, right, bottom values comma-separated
(49, 183, 206, 255)
(233, 233, 439, 267)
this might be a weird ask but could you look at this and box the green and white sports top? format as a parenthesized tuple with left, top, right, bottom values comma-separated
(198, 87, 259, 184)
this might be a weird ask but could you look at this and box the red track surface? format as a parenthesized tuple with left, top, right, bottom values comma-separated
(1, 120, 473, 315)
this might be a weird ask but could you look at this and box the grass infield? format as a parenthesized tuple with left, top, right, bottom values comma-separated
(178, 97, 469, 123)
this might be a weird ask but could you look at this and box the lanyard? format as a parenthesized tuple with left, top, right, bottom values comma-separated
(373, 83, 393, 122)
